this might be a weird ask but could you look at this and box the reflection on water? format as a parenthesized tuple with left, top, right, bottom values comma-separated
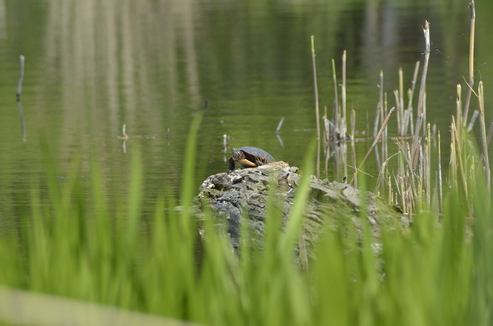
(0, 0, 492, 218)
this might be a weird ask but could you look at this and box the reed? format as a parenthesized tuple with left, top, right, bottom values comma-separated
(349, 107, 395, 186)
(412, 20, 431, 171)
(331, 59, 339, 137)
(16, 54, 26, 142)
(311, 35, 321, 177)
(478, 81, 490, 193)
(463, 0, 476, 124)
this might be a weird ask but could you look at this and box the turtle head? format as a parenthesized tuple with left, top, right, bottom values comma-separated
(231, 148, 245, 160)
(229, 148, 243, 171)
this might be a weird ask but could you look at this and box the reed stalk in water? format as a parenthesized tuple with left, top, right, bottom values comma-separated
(412, 21, 431, 171)
(478, 81, 490, 193)
(311, 35, 321, 177)
(463, 0, 476, 124)
(331, 59, 339, 138)
(17, 55, 26, 142)
(349, 107, 395, 186)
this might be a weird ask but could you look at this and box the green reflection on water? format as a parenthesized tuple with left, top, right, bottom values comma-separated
(0, 0, 491, 218)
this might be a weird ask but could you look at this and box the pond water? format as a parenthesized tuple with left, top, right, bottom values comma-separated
(1, 0, 492, 218)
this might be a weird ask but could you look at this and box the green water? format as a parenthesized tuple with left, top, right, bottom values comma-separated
(0, 0, 492, 217)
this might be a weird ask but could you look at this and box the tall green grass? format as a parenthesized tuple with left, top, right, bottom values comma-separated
(0, 113, 492, 325)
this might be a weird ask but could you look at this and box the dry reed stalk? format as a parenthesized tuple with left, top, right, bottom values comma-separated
(451, 116, 472, 214)
(449, 124, 458, 188)
(456, 84, 463, 130)
(334, 142, 348, 184)
(276, 117, 285, 133)
(17, 55, 26, 142)
(379, 71, 384, 135)
(375, 152, 399, 199)
(463, 0, 476, 124)
(342, 51, 347, 140)
(394, 90, 401, 136)
(349, 107, 395, 186)
(382, 93, 389, 164)
(403, 61, 420, 136)
(478, 81, 490, 192)
(331, 59, 339, 138)
(323, 107, 331, 174)
(387, 175, 392, 205)
(323, 107, 328, 144)
(311, 36, 321, 177)
(438, 131, 443, 214)
(16, 55, 24, 100)
(425, 124, 431, 206)
(350, 109, 355, 141)
(395, 139, 418, 217)
(373, 102, 381, 139)
(350, 140, 356, 184)
(418, 144, 424, 210)
(412, 21, 431, 171)
(398, 68, 404, 134)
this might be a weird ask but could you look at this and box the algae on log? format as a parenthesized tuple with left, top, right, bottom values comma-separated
(194, 161, 406, 254)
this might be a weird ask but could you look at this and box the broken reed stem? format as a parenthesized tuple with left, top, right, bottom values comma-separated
(311, 36, 321, 177)
(412, 20, 431, 171)
(349, 107, 395, 186)
(276, 117, 285, 133)
(17, 55, 25, 100)
(478, 81, 490, 193)
(331, 59, 339, 137)
(463, 0, 476, 124)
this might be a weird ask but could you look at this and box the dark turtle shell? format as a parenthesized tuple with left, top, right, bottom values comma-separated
(229, 147, 276, 170)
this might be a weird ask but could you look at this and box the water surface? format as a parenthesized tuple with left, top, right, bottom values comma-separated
(0, 0, 491, 218)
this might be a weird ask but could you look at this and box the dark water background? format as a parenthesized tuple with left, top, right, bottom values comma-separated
(0, 0, 492, 218)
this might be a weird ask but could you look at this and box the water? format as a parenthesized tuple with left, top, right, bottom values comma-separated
(0, 0, 492, 218)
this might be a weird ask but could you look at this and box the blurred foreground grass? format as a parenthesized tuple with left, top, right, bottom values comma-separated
(0, 115, 492, 326)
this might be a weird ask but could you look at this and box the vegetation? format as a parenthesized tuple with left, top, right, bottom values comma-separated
(0, 110, 492, 325)
(1, 1, 492, 326)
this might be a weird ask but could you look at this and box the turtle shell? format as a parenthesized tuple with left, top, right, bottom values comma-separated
(229, 147, 276, 170)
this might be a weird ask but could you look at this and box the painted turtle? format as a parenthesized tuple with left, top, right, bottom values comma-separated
(229, 147, 276, 171)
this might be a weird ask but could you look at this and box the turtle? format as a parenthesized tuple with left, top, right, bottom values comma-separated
(229, 147, 276, 171)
